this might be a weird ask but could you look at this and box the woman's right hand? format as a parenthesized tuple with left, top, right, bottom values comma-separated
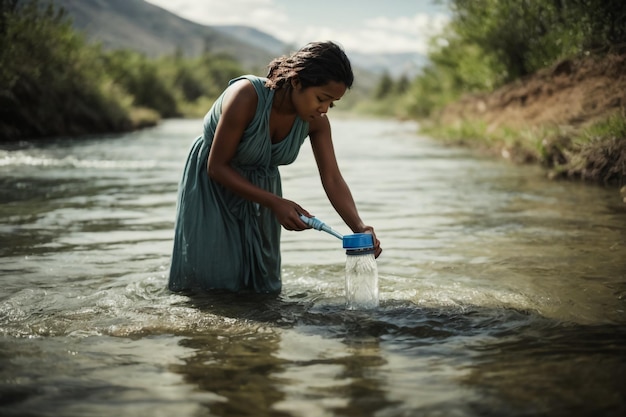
(269, 197, 312, 231)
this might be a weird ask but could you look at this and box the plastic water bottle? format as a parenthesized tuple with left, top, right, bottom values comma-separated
(343, 233, 379, 310)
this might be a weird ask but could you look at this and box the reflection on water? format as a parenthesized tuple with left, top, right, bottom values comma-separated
(466, 323, 626, 416)
(0, 118, 625, 416)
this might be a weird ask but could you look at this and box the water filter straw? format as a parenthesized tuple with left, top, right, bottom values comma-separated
(299, 214, 343, 240)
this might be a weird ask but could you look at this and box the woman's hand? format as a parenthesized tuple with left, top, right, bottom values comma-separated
(361, 225, 382, 258)
(269, 197, 312, 231)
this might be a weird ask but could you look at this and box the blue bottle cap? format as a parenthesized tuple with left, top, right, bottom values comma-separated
(342, 233, 374, 249)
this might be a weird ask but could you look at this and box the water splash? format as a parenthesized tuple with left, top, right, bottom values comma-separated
(0, 150, 157, 169)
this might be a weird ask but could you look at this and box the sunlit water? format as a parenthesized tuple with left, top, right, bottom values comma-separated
(1, 117, 625, 417)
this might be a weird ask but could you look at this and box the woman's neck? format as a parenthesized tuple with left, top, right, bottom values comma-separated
(272, 86, 296, 115)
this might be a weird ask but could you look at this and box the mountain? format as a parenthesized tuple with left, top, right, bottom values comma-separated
(48, 0, 277, 72)
(211, 25, 294, 57)
(349, 51, 428, 79)
(46, 0, 423, 91)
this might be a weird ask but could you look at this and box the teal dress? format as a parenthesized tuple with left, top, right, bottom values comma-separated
(168, 75, 310, 293)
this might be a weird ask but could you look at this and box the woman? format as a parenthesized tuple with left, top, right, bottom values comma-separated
(169, 41, 382, 294)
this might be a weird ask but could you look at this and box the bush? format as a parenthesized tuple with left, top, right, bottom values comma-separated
(0, 0, 132, 140)
(408, 0, 626, 119)
(0, 0, 247, 140)
(102, 50, 179, 117)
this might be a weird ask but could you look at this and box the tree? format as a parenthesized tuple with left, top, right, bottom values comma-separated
(1, 0, 131, 140)
(405, 0, 626, 118)
(374, 72, 394, 100)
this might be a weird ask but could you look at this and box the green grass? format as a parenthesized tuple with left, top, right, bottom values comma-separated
(421, 112, 626, 186)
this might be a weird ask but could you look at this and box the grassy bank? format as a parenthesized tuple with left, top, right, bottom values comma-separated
(419, 49, 626, 187)
(421, 112, 626, 186)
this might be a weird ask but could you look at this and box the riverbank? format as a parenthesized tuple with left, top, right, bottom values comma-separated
(422, 50, 626, 187)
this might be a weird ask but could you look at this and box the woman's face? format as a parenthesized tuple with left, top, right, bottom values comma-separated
(290, 79, 347, 121)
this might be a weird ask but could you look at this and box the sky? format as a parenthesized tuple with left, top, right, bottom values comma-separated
(143, 0, 451, 55)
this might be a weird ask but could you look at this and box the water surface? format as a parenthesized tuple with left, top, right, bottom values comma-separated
(1, 117, 625, 417)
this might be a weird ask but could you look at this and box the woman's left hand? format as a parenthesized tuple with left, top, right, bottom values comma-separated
(362, 225, 382, 258)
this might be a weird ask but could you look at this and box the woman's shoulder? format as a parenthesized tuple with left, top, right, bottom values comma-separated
(203, 76, 266, 133)
(229, 75, 269, 92)
(228, 75, 273, 103)
(221, 78, 259, 120)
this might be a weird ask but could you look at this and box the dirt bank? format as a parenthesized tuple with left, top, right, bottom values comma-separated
(439, 52, 625, 129)
(434, 51, 626, 186)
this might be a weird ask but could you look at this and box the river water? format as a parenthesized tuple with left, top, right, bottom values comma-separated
(1, 117, 625, 417)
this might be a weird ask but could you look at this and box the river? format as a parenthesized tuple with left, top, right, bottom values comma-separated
(1, 117, 625, 417)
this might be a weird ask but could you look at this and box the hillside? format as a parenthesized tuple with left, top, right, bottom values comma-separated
(212, 25, 292, 57)
(48, 0, 423, 82)
(49, 0, 278, 72)
(48, 0, 387, 99)
(438, 52, 626, 131)
(433, 51, 626, 185)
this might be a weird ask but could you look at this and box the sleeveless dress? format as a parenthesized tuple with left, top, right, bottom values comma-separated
(168, 75, 310, 294)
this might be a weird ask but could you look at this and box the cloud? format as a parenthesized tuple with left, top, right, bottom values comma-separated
(293, 13, 449, 54)
(359, 13, 450, 53)
(144, 0, 449, 55)
(147, 0, 280, 26)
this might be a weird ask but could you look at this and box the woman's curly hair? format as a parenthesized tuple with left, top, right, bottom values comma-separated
(265, 41, 354, 90)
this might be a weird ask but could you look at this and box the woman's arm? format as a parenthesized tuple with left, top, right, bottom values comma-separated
(207, 80, 311, 230)
(309, 115, 382, 257)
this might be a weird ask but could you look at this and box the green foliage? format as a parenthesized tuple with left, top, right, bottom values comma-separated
(200, 53, 246, 97)
(582, 113, 626, 141)
(408, 0, 626, 119)
(0, 0, 246, 141)
(0, 0, 132, 140)
(449, 0, 626, 80)
(422, 112, 626, 184)
(569, 0, 626, 49)
(94, 43, 246, 124)
(373, 72, 394, 100)
(551, 114, 626, 184)
(102, 50, 179, 117)
(156, 52, 245, 117)
(394, 75, 411, 95)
